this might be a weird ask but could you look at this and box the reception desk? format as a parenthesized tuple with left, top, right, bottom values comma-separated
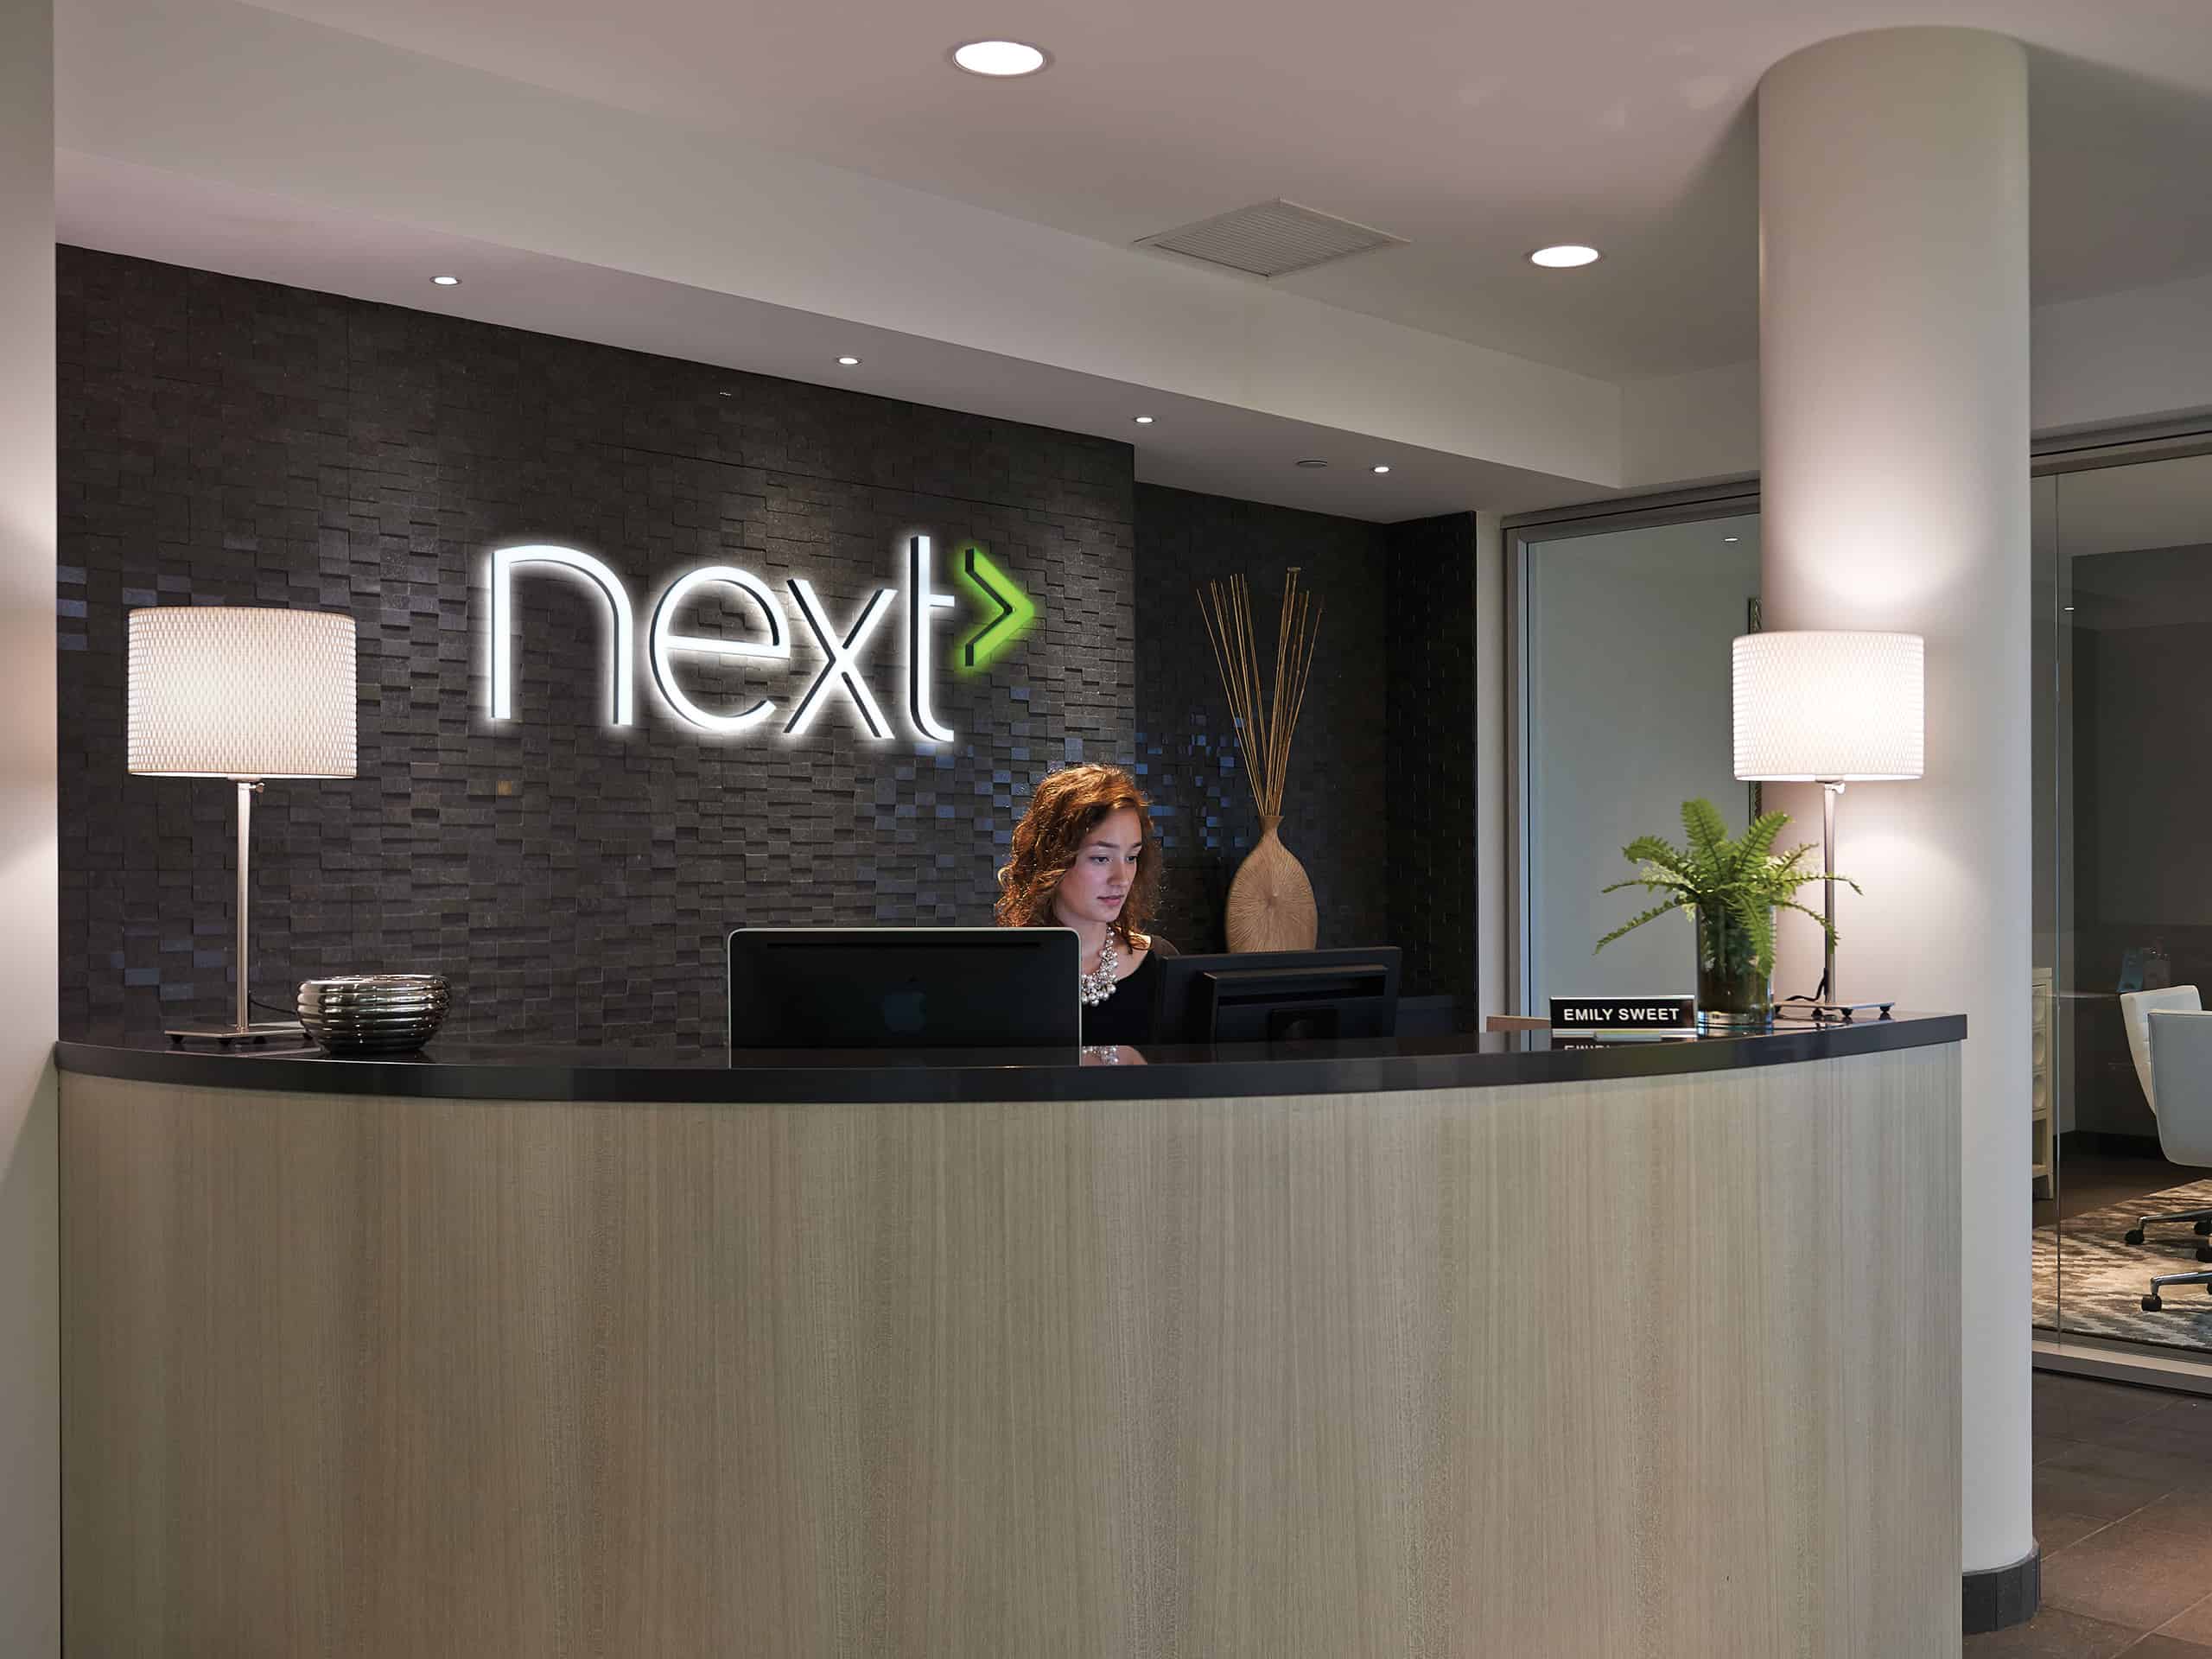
(56, 1018, 1964, 1657)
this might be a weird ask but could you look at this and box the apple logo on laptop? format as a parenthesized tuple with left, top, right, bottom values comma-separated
(882, 988, 926, 1034)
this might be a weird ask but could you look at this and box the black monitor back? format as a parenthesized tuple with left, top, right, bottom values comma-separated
(728, 926, 1081, 1050)
(1151, 947, 1402, 1046)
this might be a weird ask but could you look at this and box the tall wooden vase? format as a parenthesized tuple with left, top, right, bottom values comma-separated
(1225, 815, 1319, 952)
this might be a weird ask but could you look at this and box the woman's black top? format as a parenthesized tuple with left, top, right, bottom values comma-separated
(1080, 936, 1178, 1046)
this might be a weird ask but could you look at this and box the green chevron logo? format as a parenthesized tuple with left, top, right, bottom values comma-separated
(955, 543, 1037, 673)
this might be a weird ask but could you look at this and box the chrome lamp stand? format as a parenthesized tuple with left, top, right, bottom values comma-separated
(1802, 781, 1895, 1024)
(165, 780, 305, 1045)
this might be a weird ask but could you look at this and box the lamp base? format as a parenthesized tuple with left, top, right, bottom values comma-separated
(165, 1019, 306, 1046)
(1777, 1000, 1896, 1024)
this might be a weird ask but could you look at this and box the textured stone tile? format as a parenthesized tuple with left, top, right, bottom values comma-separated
(1384, 512, 1479, 998)
(59, 248, 1136, 1045)
(2035, 1461, 2172, 1522)
(2036, 1375, 2187, 1439)
(2037, 1510, 2117, 1554)
(2127, 1635, 2212, 1656)
(2042, 1510, 2212, 1630)
(1131, 486, 1472, 982)
(2043, 1440, 2212, 1494)
(2129, 1491, 2212, 1535)
(2075, 1397, 2212, 1459)
(1959, 1607, 2144, 1657)
(2155, 1589, 2212, 1648)
(60, 248, 1478, 1040)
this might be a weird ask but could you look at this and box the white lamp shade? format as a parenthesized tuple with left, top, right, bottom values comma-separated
(1732, 630, 1923, 782)
(128, 607, 358, 779)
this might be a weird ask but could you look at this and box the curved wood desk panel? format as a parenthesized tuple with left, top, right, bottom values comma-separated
(60, 1040, 1961, 1656)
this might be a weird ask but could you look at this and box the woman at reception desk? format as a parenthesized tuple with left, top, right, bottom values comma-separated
(54, 976, 1966, 1650)
(995, 760, 1178, 1046)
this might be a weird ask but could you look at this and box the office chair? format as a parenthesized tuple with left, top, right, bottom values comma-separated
(2116, 986, 2212, 1308)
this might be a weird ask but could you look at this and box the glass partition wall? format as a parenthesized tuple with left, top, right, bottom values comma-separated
(1513, 438, 2212, 1364)
(2037, 446, 2212, 1352)
(1516, 504, 1762, 1010)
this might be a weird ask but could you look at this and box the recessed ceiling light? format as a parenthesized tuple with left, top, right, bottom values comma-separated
(1529, 245, 1602, 269)
(1723, 536, 1739, 543)
(430, 274, 461, 286)
(1133, 415, 1154, 425)
(1294, 458, 1329, 469)
(1371, 464, 1391, 474)
(951, 40, 1048, 76)
(836, 355, 861, 366)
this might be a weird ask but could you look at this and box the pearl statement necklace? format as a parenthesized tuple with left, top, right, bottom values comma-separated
(1078, 935, 1121, 1007)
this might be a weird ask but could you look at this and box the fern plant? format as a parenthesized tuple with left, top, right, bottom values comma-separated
(1597, 798, 1851, 982)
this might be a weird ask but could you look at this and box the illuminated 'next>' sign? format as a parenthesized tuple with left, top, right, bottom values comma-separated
(486, 536, 1035, 743)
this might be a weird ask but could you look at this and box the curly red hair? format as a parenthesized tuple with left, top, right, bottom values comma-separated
(995, 763, 1161, 949)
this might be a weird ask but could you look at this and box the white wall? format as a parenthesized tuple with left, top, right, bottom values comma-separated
(1618, 274, 2212, 495)
(0, 0, 59, 1650)
(1619, 360, 1761, 492)
(2036, 271, 2212, 437)
(1524, 517, 1762, 1008)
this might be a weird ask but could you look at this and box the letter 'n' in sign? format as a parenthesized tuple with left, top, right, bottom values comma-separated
(490, 545, 636, 726)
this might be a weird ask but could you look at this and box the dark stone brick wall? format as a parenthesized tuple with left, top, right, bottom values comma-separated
(1383, 512, 1482, 998)
(1131, 485, 1393, 958)
(58, 248, 1135, 1044)
(56, 248, 1484, 1039)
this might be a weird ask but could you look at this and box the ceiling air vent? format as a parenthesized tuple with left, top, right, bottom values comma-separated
(1135, 199, 1408, 279)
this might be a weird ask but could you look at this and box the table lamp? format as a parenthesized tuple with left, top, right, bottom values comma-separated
(1732, 630, 1923, 1020)
(128, 606, 358, 1043)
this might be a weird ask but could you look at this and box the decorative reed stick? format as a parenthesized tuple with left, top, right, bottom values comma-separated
(1196, 569, 1324, 821)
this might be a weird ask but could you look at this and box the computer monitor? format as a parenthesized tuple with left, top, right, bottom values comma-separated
(1150, 947, 1402, 1046)
(728, 926, 1081, 1050)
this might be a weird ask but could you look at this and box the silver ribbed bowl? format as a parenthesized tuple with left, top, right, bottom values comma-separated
(297, 975, 450, 1055)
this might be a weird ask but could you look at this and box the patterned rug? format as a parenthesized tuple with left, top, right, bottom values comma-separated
(2036, 1177, 2212, 1346)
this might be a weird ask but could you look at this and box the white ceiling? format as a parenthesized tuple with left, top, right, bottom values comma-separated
(50, 0, 2212, 519)
(56, 150, 1586, 521)
(193, 0, 2212, 381)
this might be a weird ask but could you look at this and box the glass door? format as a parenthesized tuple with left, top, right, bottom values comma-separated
(2038, 448, 2212, 1348)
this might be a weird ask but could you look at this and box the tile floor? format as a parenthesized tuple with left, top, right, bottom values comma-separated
(1971, 1373, 2212, 1655)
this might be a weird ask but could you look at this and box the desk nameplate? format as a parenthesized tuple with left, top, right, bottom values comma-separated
(1549, 995, 1698, 1034)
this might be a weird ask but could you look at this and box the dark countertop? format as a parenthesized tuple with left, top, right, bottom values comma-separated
(54, 1014, 1967, 1104)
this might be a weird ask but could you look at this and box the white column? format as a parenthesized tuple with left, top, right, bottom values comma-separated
(1759, 28, 2031, 1581)
(0, 0, 58, 1651)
